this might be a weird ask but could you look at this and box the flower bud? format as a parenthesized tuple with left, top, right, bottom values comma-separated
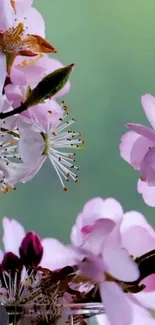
(19, 232, 43, 267)
(2, 252, 23, 279)
(24, 63, 75, 108)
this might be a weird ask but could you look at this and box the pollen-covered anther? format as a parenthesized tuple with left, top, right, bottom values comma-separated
(10, 139, 16, 145)
(2, 185, 10, 194)
(79, 132, 83, 136)
(48, 110, 52, 114)
(52, 132, 57, 136)
(63, 187, 68, 192)
(68, 154, 73, 158)
(64, 105, 68, 110)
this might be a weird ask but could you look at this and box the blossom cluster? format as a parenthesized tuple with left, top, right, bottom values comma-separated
(0, 0, 84, 194)
(1, 198, 155, 325)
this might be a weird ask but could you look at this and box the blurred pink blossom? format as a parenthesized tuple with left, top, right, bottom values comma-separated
(71, 197, 155, 325)
(120, 94, 155, 206)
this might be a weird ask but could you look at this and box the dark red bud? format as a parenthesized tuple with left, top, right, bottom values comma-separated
(2, 252, 23, 281)
(2, 252, 23, 271)
(19, 232, 43, 267)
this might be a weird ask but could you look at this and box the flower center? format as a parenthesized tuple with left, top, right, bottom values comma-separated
(2, 23, 25, 53)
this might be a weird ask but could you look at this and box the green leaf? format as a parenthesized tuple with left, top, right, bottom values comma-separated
(24, 63, 75, 108)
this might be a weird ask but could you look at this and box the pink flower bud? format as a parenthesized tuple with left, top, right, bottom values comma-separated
(19, 232, 43, 267)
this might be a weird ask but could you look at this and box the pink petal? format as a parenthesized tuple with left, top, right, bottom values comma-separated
(14, 7, 45, 37)
(2, 217, 25, 255)
(100, 282, 132, 325)
(126, 123, 155, 142)
(71, 197, 122, 247)
(121, 211, 155, 237)
(134, 290, 155, 310)
(121, 226, 155, 257)
(140, 147, 155, 185)
(10, 67, 27, 86)
(138, 179, 155, 207)
(129, 294, 155, 325)
(5, 84, 24, 108)
(21, 100, 63, 130)
(96, 315, 110, 325)
(141, 274, 155, 292)
(0, 0, 14, 31)
(79, 255, 105, 282)
(82, 218, 115, 255)
(11, 63, 45, 87)
(18, 121, 44, 163)
(141, 94, 155, 129)
(14, 0, 33, 12)
(41, 239, 81, 270)
(103, 224, 139, 282)
(120, 131, 154, 170)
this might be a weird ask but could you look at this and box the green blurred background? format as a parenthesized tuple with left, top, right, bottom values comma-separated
(1, 0, 155, 242)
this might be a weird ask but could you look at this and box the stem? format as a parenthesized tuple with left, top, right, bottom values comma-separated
(0, 103, 27, 120)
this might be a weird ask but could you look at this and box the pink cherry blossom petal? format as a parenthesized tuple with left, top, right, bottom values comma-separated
(137, 179, 155, 207)
(141, 94, 155, 129)
(5, 84, 24, 108)
(11, 63, 45, 87)
(18, 122, 44, 163)
(121, 211, 155, 237)
(0, 0, 14, 30)
(103, 224, 139, 282)
(14, 7, 45, 37)
(96, 315, 110, 325)
(14, 0, 33, 12)
(100, 282, 132, 325)
(120, 131, 154, 170)
(129, 294, 155, 325)
(121, 226, 155, 257)
(104, 244, 139, 282)
(10, 67, 27, 86)
(79, 256, 105, 282)
(21, 100, 63, 130)
(2, 217, 25, 256)
(134, 290, 155, 310)
(71, 197, 122, 247)
(82, 218, 115, 255)
(41, 239, 81, 271)
(126, 123, 155, 142)
(140, 147, 155, 185)
(141, 274, 155, 292)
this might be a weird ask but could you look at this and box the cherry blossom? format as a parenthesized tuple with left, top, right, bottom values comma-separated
(70, 197, 155, 325)
(120, 94, 155, 206)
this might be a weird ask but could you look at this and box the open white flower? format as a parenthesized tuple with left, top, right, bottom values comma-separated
(17, 101, 84, 191)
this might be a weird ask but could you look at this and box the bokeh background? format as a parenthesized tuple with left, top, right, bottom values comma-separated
(1, 0, 155, 242)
